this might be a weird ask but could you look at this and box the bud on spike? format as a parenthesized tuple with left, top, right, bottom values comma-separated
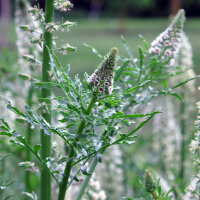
(87, 48, 118, 95)
(149, 9, 185, 64)
(145, 170, 156, 194)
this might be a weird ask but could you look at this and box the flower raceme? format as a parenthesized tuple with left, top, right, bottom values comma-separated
(149, 9, 185, 64)
(87, 48, 118, 95)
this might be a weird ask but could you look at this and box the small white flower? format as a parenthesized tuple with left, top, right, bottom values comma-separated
(154, 47, 161, 54)
(189, 140, 199, 154)
(99, 190, 106, 200)
(164, 40, 171, 46)
(165, 50, 172, 57)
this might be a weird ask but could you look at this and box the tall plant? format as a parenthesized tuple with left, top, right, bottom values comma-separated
(0, 4, 194, 200)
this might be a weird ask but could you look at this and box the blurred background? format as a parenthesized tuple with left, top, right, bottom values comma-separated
(0, 0, 200, 76)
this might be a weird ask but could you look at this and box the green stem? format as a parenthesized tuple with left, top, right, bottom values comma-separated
(58, 146, 75, 200)
(75, 157, 98, 200)
(77, 96, 96, 134)
(40, 0, 54, 200)
(25, 86, 34, 193)
(179, 92, 186, 187)
(57, 96, 96, 200)
(152, 191, 160, 200)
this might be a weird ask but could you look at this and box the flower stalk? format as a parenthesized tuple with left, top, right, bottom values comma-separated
(25, 86, 34, 193)
(40, 0, 54, 200)
(58, 146, 75, 200)
(75, 157, 98, 200)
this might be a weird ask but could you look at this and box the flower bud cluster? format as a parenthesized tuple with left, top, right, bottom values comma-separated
(54, 0, 73, 12)
(87, 48, 118, 95)
(96, 145, 124, 199)
(28, 5, 44, 22)
(149, 9, 185, 64)
(60, 43, 77, 55)
(87, 174, 107, 200)
(189, 98, 200, 155)
(145, 170, 156, 193)
(45, 21, 76, 33)
(177, 33, 193, 69)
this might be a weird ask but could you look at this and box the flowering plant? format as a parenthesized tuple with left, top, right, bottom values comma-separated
(0, 1, 195, 200)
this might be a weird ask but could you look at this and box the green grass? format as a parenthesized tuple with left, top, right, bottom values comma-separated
(55, 17, 200, 77)
(1, 17, 199, 77)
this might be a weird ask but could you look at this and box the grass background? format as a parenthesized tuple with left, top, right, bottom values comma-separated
(54, 17, 200, 77)
(0, 17, 199, 78)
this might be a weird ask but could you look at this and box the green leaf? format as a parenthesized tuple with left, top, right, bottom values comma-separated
(0, 132, 12, 137)
(1, 98, 26, 118)
(19, 74, 31, 80)
(34, 82, 59, 88)
(165, 188, 174, 198)
(33, 144, 41, 156)
(169, 92, 183, 102)
(0, 181, 14, 191)
(114, 59, 130, 82)
(172, 76, 199, 90)
(0, 116, 11, 130)
(0, 155, 9, 161)
(121, 35, 136, 65)
(110, 112, 160, 119)
(83, 43, 103, 59)
(139, 34, 149, 50)
(22, 191, 38, 200)
(123, 80, 151, 94)
(80, 166, 91, 176)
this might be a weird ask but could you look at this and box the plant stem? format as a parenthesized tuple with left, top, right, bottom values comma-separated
(25, 86, 34, 193)
(77, 96, 96, 134)
(40, 0, 54, 200)
(57, 96, 96, 200)
(152, 191, 160, 200)
(75, 157, 98, 200)
(179, 92, 186, 187)
(58, 146, 75, 200)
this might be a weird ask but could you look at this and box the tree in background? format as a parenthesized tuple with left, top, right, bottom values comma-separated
(170, 0, 182, 16)
(88, 0, 104, 21)
(0, 0, 11, 48)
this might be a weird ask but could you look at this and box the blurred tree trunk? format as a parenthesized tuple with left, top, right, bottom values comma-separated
(169, 0, 182, 16)
(88, 0, 104, 21)
(118, 5, 127, 34)
(0, 0, 11, 48)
